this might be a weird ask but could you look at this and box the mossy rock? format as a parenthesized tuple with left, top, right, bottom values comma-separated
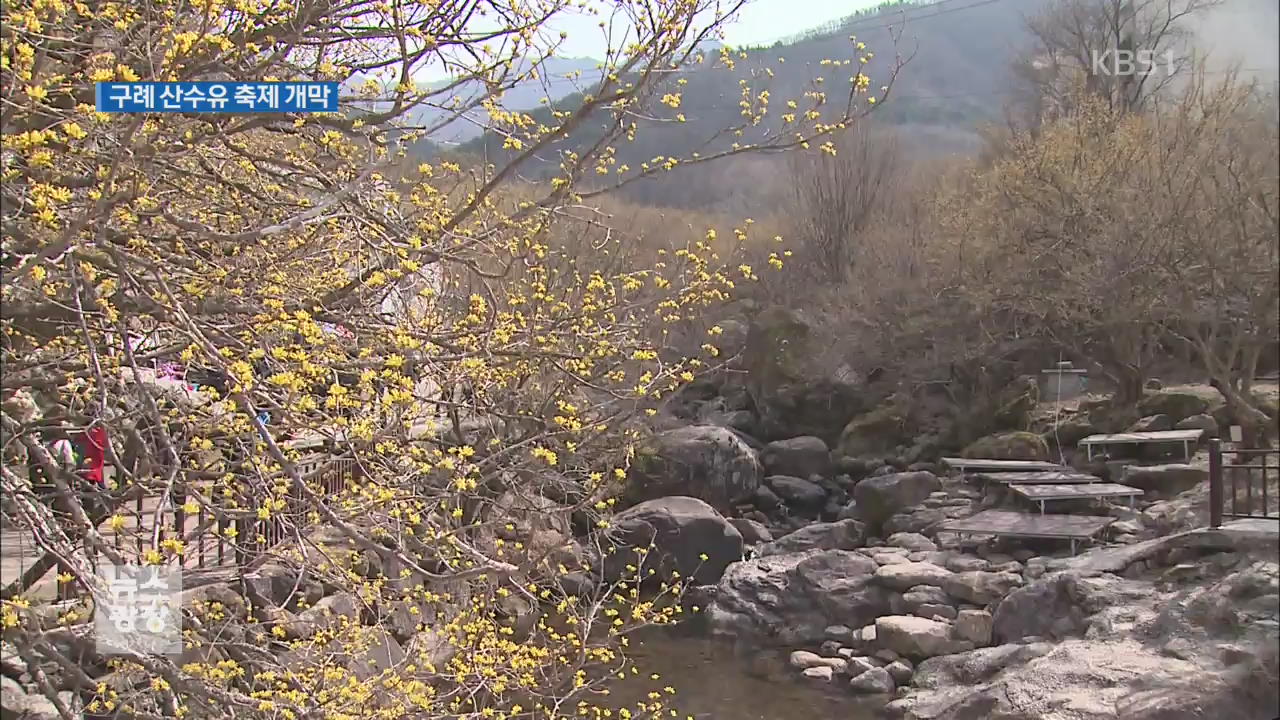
(742, 305, 813, 389)
(742, 305, 868, 442)
(1137, 392, 1210, 424)
(1042, 418, 1097, 448)
(961, 431, 1050, 461)
(1086, 404, 1141, 434)
(839, 404, 908, 458)
(993, 376, 1040, 430)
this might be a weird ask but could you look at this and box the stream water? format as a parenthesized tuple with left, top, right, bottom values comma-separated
(609, 627, 890, 720)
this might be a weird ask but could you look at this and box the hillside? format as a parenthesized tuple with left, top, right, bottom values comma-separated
(405, 55, 602, 147)
(412, 0, 1047, 210)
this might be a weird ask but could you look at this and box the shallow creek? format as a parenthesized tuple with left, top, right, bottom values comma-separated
(607, 627, 889, 720)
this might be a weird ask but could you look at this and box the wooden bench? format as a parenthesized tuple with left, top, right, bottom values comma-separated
(1078, 430, 1204, 462)
(969, 471, 1101, 504)
(1010, 482, 1144, 514)
(937, 510, 1116, 554)
(971, 471, 1100, 485)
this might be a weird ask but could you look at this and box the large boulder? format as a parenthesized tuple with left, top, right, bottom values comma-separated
(875, 616, 968, 659)
(1175, 413, 1220, 438)
(883, 506, 966, 536)
(602, 496, 743, 586)
(953, 609, 994, 646)
(1128, 414, 1173, 433)
(887, 532, 938, 552)
(1138, 391, 1210, 424)
(765, 475, 827, 509)
(761, 436, 832, 478)
(1084, 400, 1142, 434)
(992, 572, 1146, 644)
(729, 518, 773, 545)
(742, 306, 867, 442)
(851, 471, 941, 531)
(1042, 417, 1099, 447)
(992, 375, 1040, 430)
(839, 403, 909, 459)
(757, 519, 865, 557)
(1123, 464, 1208, 496)
(848, 666, 896, 694)
(706, 549, 889, 644)
(873, 562, 954, 592)
(942, 571, 1024, 606)
(961, 432, 1049, 461)
(1, 677, 80, 720)
(487, 489, 580, 574)
(627, 425, 762, 512)
(910, 642, 1055, 689)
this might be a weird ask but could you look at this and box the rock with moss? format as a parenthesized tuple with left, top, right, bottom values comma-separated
(626, 425, 762, 512)
(1137, 391, 1210, 424)
(602, 496, 743, 586)
(961, 432, 1050, 461)
(851, 471, 942, 532)
(839, 401, 910, 459)
(1042, 417, 1098, 447)
(993, 375, 1040, 430)
(706, 549, 889, 644)
(741, 305, 868, 442)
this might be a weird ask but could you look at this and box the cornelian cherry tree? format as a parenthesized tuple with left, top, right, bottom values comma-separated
(0, 0, 893, 717)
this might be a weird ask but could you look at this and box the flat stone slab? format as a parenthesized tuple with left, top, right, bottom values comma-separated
(938, 510, 1115, 541)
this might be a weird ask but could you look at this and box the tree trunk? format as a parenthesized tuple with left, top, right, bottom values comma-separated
(1210, 376, 1274, 449)
(1240, 343, 1262, 398)
(1110, 364, 1146, 406)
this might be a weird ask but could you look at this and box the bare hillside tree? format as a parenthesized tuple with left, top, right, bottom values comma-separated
(1154, 75, 1280, 445)
(785, 124, 900, 284)
(1007, 0, 1219, 132)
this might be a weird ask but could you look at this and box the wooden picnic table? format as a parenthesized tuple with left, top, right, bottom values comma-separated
(1077, 429, 1204, 462)
(1010, 482, 1144, 513)
(938, 510, 1116, 554)
(971, 471, 1100, 485)
(941, 458, 1068, 473)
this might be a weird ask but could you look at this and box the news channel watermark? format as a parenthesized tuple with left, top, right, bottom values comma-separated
(1090, 49, 1177, 78)
(95, 81, 339, 114)
(92, 562, 183, 656)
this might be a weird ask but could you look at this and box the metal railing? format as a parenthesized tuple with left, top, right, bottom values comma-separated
(1209, 438, 1280, 527)
(40, 453, 360, 599)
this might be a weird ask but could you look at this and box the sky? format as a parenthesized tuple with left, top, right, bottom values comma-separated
(546, 0, 887, 58)
(405, 0, 887, 83)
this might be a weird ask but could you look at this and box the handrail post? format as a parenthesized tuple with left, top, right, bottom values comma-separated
(1209, 438, 1223, 528)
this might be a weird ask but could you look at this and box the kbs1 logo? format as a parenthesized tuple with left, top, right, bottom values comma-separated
(1090, 49, 1176, 78)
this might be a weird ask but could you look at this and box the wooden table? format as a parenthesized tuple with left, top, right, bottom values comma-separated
(1010, 482, 1144, 514)
(971, 471, 1100, 485)
(1078, 430, 1204, 462)
(938, 510, 1117, 554)
(941, 458, 1068, 474)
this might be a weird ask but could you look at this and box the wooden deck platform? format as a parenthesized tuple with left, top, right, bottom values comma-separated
(1078, 430, 1203, 461)
(938, 510, 1116, 553)
(973, 471, 1100, 485)
(1011, 482, 1143, 513)
(941, 458, 1067, 473)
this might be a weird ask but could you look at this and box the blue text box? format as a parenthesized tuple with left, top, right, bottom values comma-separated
(95, 82, 340, 114)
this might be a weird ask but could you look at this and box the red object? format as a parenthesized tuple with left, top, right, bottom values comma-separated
(77, 426, 108, 485)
